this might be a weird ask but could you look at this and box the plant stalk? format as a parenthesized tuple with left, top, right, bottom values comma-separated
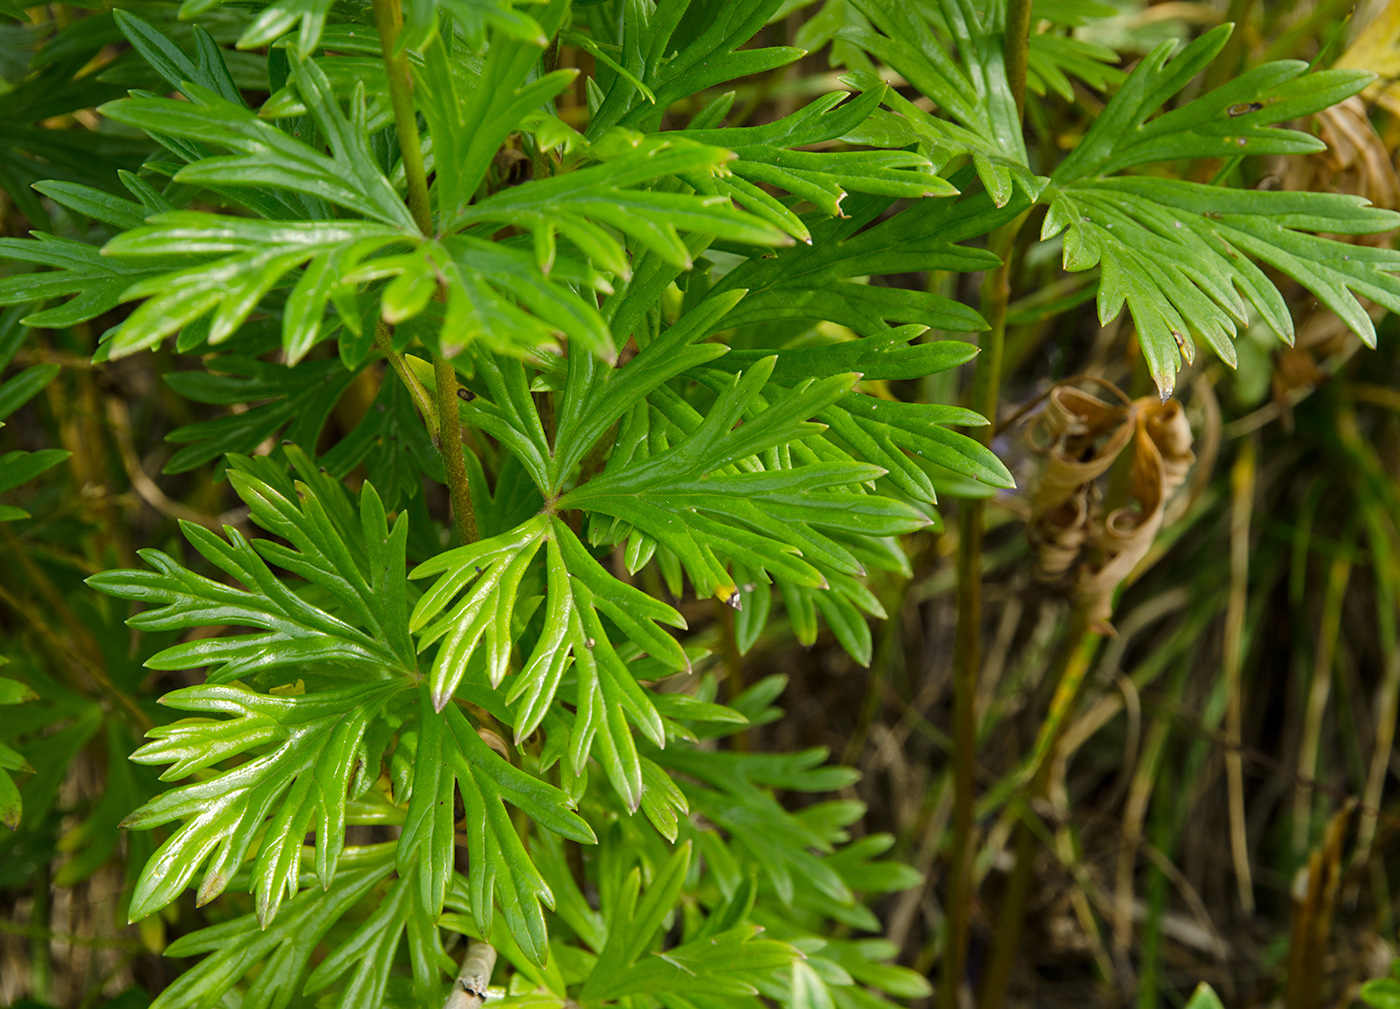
(1005, 0, 1035, 119)
(374, 321, 439, 441)
(443, 939, 497, 1009)
(371, 0, 433, 236)
(434, 354, 479, 545)
(939, 216, 1023, 1009)
(939, 12, 1033, 988)
(1224, 436, 1256, 914)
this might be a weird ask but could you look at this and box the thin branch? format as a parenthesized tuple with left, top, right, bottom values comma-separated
(939, 215, 1024, 1009)
(374, 320, 439, 443)
(443, 940, 497, 1009)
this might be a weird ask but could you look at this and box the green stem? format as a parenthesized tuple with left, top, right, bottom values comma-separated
(372, 0, 433, 236)
(434, 354, 479, 546)
(1005, 0, 1035, 120)
(374, 321, 438, 442)
(939, 216, 1023, 1009)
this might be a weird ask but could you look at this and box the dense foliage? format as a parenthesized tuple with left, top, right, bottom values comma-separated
(3, 0, 1400, 1007)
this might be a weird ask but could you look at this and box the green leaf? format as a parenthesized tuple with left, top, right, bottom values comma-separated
(358, 236, 616, 360)
(657, 746, 859, 909)
(1053, 26, 1372, 183)
(585, 925, 801, 1000)
(676, 87, 957, 234)
(837, 0, 1038, 205)
(550, 288, 745, 490)
(31, 180, 150, 230)
(1043, 178, 1400, 396)
(410, 513, 687, 811)
(114, 10, 243, 106)
(151, 852, 394, 1009)
(320, 372, 445, 510)
(397, 691, 593, 966)
(561, 357, 930, 601)
(588, 0, 802, 136)
(453, 140, 790, 269)
(413, 0, 571, 219)
(711, 325, 976, 384)
(1362, 979, 1400, 1009)
(711, 192, 1012, 336)
(98, 215, 402, 358)
(0, 442, 69, 524)
(303, 862, 448, 1008)
(119, 681, 400, 923)
(162, 357, 359, 473)
(0, 362, 59, 422)
(100, 56, 419, 229)
(410, 514, 550, 705)
(580, 841, 692, 998)
(0, 234, 178, 330)
(1183, 983, 1226, 1009)
(89, 460, 411, 677)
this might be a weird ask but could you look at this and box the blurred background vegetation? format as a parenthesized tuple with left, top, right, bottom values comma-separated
(4, 0, 1400, 1006)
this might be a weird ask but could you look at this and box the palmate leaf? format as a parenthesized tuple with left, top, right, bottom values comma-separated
(710, 191, 1012, 336)
(657, 745, 861, 912)
(1043, 26, 1399, 394)
(90, 451, 414, 681)
(560, 356, 930, 602)
(550, 289, 744, 490)
(0, 234, 180, 331)
(540, 285, 1000, 666)
(100, 55, 417, 229)
(163, 356, 360, 474)
(93, 461, 595, 963)
(837, 0, 1038, 206)
(118, 680, 401, 923)
(1052, 25, 1371, 182)
(1043, 179, 1400, 395)
(397, 689, 595, 967)
(452, 140, 790, 273)
(674, 87, 956, 241)
(702, 329, 1013, 506)
(150, 849, 396, 1009)
(586, 926, 800, 1002)
(351, 235, 617, 359)
(0, 171, 174, 329)
(97, 215, 404, 360)
(408, 514, 687, 812)
(584, 0, 802, 137)
(1026, 31, 1122, 102)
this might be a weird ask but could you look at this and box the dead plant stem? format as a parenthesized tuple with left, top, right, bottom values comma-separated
(1225, 436, 1256, 914)
(979, 610, 1097, 1009)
